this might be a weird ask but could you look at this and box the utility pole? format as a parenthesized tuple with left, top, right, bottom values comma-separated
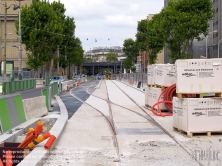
(18, 0, 23, 80)
(143, 51, 145, 73)
(57, 45, 59, 75)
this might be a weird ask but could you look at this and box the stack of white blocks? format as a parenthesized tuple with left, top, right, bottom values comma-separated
(145, 64, 176, 110)
(173, 59, 222, 134)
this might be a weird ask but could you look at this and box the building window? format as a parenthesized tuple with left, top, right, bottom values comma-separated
(213, 20, 218, 27)
(213, 45, 218, 50)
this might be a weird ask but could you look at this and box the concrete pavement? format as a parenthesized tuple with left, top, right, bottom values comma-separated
(13, 79, 222, 165)
(40, 80, 210, 166)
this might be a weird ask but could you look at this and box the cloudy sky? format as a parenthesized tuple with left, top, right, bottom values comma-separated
(49, 0, 164, 52)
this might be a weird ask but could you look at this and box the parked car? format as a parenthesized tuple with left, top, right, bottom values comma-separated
(50, 76, 65, 84)
(81, 74, 87, 78)
(73, 75, 80, 81)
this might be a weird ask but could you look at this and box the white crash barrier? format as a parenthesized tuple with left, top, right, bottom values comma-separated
(61, 80, 75, 91)
(36, 79, 44, 85)
(0, 83, 2, 94)
(22, 96, 48, 120)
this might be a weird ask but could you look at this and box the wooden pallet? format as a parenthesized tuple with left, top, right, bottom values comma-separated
(145, 104, 151, 109)
(145, 105, 170, 113)
(177, 93, 222, 99)
(173, 127, 222, 138)
(147, 84, 167, 89)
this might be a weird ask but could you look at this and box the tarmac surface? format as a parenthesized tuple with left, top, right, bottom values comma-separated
(59, 80, 99, 119)
(39, 80, 222, 166)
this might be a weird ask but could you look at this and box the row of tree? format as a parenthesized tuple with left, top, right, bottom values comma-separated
(122, 0, 214, 70)
(16, 0, 84, 76)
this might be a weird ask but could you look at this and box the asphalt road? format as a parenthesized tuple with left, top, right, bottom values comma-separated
(20, 86, 47, 99)
(58, 80, 99, 119)
(19, 80, 99, 119)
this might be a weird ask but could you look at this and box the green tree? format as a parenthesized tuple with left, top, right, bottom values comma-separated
(123, 57, 133, 70)
(122, 39, 139, 64)
(16, 0, 84, 77)
(146, 13, 166, 64)
(163, 0, 214, 62)
(58, 16, 76, 71)
(136, 19, 148, 51)
(82, 68, 88, 75)
(17, 0, 64, 73)
(106, 51, 118, 62)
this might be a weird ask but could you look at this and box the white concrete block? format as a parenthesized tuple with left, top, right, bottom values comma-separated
(22, 96, 48, 120)
(173, 97, 222, 132)
(36, 79, 44, 85)
(61, 80, 75, 91)
(155, 64, 176, 87)
(176, 59, 222, 93)
(147, 65, 154, 85)
(151, 87, 167, 110)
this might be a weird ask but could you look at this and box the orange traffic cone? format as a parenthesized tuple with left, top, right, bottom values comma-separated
(66, 85, 69, 91)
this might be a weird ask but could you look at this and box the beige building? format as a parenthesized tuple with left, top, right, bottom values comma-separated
(0, 0, 32, 73)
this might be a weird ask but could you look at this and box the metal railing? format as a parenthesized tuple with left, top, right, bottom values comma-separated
(112, 73, 147, 89)
(2, 79, 36, 94)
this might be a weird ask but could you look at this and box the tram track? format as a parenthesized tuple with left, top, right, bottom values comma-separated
(69, 80, 202, 166)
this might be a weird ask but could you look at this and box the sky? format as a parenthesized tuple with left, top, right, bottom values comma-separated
(48, 0, 164, 52)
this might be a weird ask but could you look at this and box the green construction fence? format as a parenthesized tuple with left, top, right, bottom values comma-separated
(1, 79, 36, 95)
(0, 94, 26, 133)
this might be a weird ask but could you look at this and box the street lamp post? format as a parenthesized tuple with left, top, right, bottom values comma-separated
(206, 30, 217, 58)
(17, 0, 24, 80)
(9, 33, 12, 61)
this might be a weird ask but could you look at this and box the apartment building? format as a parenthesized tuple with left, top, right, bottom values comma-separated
(0, 0, 32, 75)
(85, 46, 126, 62)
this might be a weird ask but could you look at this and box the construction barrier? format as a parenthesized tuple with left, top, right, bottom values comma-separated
(61, 80, 75, 91)
(50, 82, 58, 99)
(0, 94, 26, 133)
(22, 96, 48, 120)
(1, 79, 36, 95)
(36, 79, 44, 85)
(41, 87, 51, 111)
(45, 78, 50, 86)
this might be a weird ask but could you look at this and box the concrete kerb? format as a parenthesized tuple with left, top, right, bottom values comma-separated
(18, 95, 68, 166)
(0, 118, 40, 143)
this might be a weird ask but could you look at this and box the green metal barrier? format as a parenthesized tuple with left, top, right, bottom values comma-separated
(45, 78, 50, 86)
(55, 82, 58, 94)
(2, 79, 37, 94)
(0, 94, 26, 133)
(41, 88, 49, 110)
